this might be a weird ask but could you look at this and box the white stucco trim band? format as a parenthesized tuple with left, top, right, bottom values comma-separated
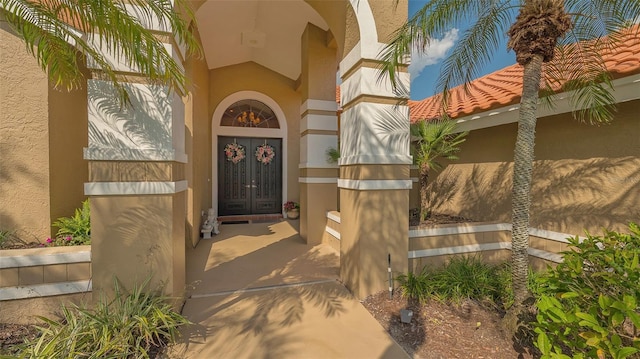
(1, 251, 91, 269)
(301, 99, 339, 113)
(409, 223, 513, 238)
(326, 211, 341, 223)
(407, 242, 563, 263)
(325, 226, 341, 240)
(0, 280, 92, 301)
(84, 147, 188, 163)
(409, 242, 510, 259)
(409, 223, 581, 243)
(339, 154, 413, 165)
(298, 163, 338, 169)
(84, 180, 188, 196)
(338, 179, 412, 190)
(299, 178, 338, 184)
(341, 67, 410, 105)
(301, 114, 338, 133)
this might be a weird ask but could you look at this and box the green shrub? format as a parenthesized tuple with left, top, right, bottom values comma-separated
(398, 256, 506, 305)
(17, 279, 190, 358)
(533, 223, 640, 359)
(396, 267, 433, 303)
(52, 199, 91, 245)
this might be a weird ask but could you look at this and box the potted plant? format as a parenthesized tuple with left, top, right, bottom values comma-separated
(283, 201, 300, 219)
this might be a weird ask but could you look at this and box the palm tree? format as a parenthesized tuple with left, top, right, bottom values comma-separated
(1, 0, 201, 104)
(411, 119, 467, 221)
(380, 0, 639, 320)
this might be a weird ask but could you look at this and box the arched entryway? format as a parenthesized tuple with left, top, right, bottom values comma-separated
(212, 91, 288, 218)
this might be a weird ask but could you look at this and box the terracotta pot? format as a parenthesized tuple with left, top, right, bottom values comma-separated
(287, 209, 299, 219)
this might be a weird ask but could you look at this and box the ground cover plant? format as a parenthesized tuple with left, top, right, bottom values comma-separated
(397, 255, 512, 307)
(13, 279, 190, 358)
(533, 223, 640, 358)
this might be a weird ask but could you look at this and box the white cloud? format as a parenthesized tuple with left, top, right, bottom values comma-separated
(409, 28, 459, 82)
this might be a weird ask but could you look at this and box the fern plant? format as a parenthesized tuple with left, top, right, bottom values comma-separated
(53, 199, 91, 243)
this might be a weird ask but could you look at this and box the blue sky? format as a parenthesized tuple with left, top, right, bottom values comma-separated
(408, 0, 517, 100)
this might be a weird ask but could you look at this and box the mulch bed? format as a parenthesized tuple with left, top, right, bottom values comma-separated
(0, 323, 38, 355)
(361, 291, 539, 359)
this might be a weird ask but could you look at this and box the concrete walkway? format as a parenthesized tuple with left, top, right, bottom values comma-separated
(169, 220, 409, 359)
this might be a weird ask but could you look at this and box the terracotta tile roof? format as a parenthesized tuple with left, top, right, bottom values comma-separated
(409, 26, 640, 122)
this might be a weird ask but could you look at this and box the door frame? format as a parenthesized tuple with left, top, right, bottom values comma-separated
(212, 91, 288, 218)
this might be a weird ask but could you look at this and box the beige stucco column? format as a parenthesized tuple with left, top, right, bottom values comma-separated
(83, 11, 188, 298)
(299, 24, 339, 245)
(338, 0, 411, 299)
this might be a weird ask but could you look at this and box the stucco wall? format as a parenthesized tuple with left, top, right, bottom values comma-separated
(424, 99, 640, 235)
(48, 59, 89, 233)
(209, 62, 301, 203)
(0, 19, 52, 241)
(185, 26, 211, 247)
(370, 0, 407, 43)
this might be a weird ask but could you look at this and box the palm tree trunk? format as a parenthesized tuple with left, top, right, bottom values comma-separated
(420, 164, 430, 220)
(511, 54, 544, 305)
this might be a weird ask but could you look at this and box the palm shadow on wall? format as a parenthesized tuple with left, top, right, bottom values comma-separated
(87, 80, 172, 158)
(427, 157, 640, 233)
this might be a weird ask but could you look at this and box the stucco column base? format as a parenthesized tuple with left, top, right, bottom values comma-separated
(339, 187, 409, 299)
(300, 182, 338, 245)
(90, 193, 186, 302)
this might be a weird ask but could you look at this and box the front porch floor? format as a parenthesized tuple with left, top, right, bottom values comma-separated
(169, 220, 408, 358)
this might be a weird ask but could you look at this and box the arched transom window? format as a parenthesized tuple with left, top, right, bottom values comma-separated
(220, 99, 280, 128)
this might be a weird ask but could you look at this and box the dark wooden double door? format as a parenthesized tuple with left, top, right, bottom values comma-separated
(218, 137, 282, 216)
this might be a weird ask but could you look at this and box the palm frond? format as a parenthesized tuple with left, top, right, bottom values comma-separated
(1, 0, 201, 105)
(410, 119, 467, 171)
(436, 1, 515, 99)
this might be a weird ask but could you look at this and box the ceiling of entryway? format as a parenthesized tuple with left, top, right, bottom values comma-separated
(196, 0, 330, 80)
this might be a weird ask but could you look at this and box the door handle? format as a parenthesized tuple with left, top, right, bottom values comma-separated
(244, 184, 258, 188)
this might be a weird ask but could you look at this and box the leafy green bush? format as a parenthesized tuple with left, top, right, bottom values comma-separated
(52, 199, 91, 245)
(17, 279, 190, 358)
(533, 223, 640, 359)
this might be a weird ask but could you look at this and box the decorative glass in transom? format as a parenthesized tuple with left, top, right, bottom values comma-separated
(220, 99, 280, 128)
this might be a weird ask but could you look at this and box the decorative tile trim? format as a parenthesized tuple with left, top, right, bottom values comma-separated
(0, 280, 92, 301)
(84, 180, 188, 196)
(1, 251, 90, 269)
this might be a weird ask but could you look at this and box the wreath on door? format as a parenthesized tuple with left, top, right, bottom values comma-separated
(255, 143, 275, 165)
(224, 142, 245, 163)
